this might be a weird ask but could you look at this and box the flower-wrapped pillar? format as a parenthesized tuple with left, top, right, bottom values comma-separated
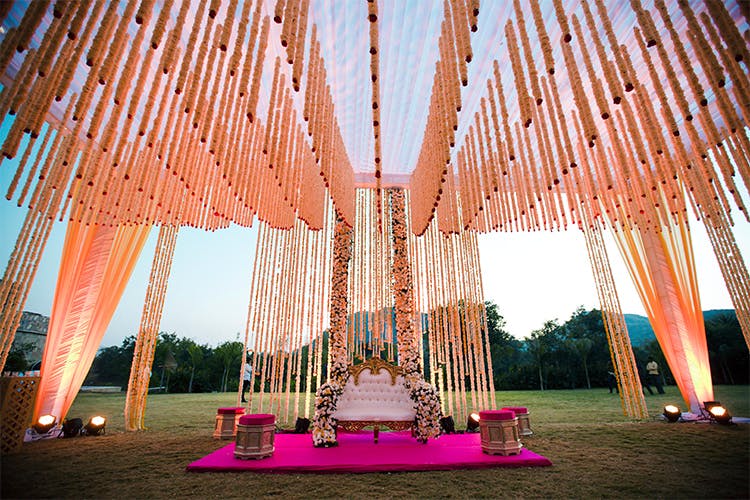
(390, 188, 441, 442)
(312, 215, 352, 447)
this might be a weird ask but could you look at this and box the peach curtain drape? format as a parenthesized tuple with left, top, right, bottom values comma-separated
(33, 221, 151, 421)
(612, 214, 713, 414)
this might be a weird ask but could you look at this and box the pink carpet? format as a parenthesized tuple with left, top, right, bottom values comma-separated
(186, 431, 552, 473)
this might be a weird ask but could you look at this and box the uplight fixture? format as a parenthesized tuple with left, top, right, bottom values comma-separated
(439, 415, 456, 434)
(466, 412, 480, 433)
(294, 417, 310, 434)
(62, 417, 83, 437)
(84, 415, 107, 436)
(32, 414, 56, 434)
(662, 404, 681, 423)
(703, 401, 721, 412)
(704, 403, 732, 425)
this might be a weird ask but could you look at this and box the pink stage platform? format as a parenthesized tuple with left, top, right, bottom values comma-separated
(187, 430, 552, 473)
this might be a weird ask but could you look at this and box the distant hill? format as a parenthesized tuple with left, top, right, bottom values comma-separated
(702, 309, 738, 322)
(624, 309, 736, 347)
(623, 314, 655, 347)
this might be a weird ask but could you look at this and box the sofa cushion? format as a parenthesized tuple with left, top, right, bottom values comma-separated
(333, 367, 415, 422)
(501, 406, 528, 414)
(217, 407, 245, 415)
(239, 413, 275, 426)
(479, 410, 516, 421)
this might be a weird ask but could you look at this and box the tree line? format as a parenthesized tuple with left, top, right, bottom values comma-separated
(483, 302, 748, 390)
(83, 333, 246, 393)
(80, 332, 326, 393)
(9, 303, 745, 393)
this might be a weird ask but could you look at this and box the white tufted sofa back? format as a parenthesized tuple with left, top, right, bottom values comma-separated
(333, 367, 416, 421)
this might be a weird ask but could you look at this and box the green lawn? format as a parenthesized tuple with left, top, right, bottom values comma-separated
(2, 386, 748, 498)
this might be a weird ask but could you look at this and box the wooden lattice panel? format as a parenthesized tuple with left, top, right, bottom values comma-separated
(1, 376, 40, 454)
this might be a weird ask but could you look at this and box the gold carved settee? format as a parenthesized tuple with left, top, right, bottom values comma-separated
(332, 357, 416, 443)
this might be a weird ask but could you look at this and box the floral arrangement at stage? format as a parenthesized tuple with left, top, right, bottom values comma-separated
(391, 189, 442, 442)
(408, 378, 442, 442)
(312, 216, 352, 447)
(311, 381, 343, 447)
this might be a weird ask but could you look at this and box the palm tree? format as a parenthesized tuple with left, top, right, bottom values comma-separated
(214, 341, 243, 392)
(527, 320, 560, 391)
(158, 349, 177, 392)
(186, 343, 203, 393)
(527, 329, 547, 391)
(571, 337, 593, 389)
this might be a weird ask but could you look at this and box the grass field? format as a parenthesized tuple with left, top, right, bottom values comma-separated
(2, 386, 748, 498)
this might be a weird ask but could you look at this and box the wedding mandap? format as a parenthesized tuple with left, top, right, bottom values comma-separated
(0, 0, 748, 458)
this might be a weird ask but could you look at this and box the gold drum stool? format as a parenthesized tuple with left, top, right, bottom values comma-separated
(501, 406, 532, 436)
(213, 407, 245, 439)
(234, 413, 275, 459)
(478, 410, 522, 456)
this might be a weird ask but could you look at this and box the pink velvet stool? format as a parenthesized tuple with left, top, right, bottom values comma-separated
(234, 413, 275, 459)
(501, 406, 532, 436)
(478, 410, 522, 456)
(213, 407, 245, 440)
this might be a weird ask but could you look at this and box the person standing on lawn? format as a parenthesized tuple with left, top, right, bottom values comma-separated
(637, 361, 654, 395)
(646, 357, 665, 394)
(241, 354, 253, 403)
(607, 367, 618, 394)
